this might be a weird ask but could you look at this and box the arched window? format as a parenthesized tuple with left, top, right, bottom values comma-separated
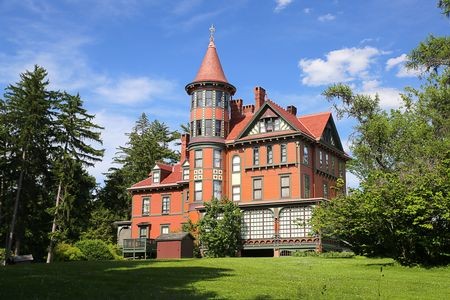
(232, 155, 240, 172)
(241, 209, 274, 239)
(279, 206, 312, 238)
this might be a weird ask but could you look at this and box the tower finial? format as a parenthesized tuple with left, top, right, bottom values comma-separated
(209, 24, 215, 42)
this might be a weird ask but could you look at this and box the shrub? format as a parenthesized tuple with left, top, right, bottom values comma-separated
(293, 250, 355, 258)
(0, 248, 5, 263)
(293, 251, 319, 257)
(107, 243, 123, 260)
(54, 243, 86, 262)
(75, 239, 114, 261)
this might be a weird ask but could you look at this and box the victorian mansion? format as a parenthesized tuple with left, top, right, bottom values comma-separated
(125, 30, 349, 256)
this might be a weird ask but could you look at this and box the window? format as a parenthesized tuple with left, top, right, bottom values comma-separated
(205, 90, 213, 106)
(161, 225, 169, 235)
(319, 151, 323, 168)
(232, 155, 240, 172)
(185, 190, 189, 202)
(205, 119, 212, 136)
(274, 118, 280, 131)
(183, 168, 189, 180)
(339, 161, 344, 178)
(194, 181, 202, 201)
(259, 118, 278, 133)
(241, 209, 274, 239)
(279, 206, 312, 238)
(280, 175, 290, 198)
(142, 197, 150, 215)
(216, 91, 223, 107)
(196, 91, 203, 107)
(304, 174, 311, 198)
(253, 177, 263, 200)
(213, 149, 221, 168)
(323, 182, 329, 199)
(153, 171, 160, 183)
(139, 226, 148, 238)
(253, 147, 260, 165)
(232, 185, 240, 201)
(195, 120, 202, 136)
(331, 156, 335, 175)
(303, 145, 309, 165)
(194, 150, 202, 168)
(162, 196, 170, 215)
(325, 153, 329, 171)
(280, 144, 287, 163)
(191, 94, 195, 109)
(215, 120, 222, 137)
(224, 93, 230, 110)
(267, 145, 273, 164)
(213, 180, 222, 199)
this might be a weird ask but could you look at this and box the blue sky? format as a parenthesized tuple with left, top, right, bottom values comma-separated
(0, 0, 448, 188)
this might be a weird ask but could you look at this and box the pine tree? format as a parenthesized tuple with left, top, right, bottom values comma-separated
(46, 92, 104, 263)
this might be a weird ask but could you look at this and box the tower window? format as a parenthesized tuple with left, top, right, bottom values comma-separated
(253, 147, 260, 165)
(216, 91, 223, 107)
(215, 120, 222, 137)
(195, 150, 203, 168)
(224, 93, 230, 110)
(213, 180, 222, 199)
(213, 149, 222, 168)
(196, 91, 203, 107)
(267, 145, 273, 164)
(205, 119, 213, 136)
(205, 90, 213, 106)
(195, 120, 202, 136)
(194, 181, 202, 201)
(280, 144, 287, 163)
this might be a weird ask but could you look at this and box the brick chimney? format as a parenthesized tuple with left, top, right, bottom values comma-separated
(286, 105, 297, 116)
(243, 104, 255, 116)
(254, 86, 266, 110)
(230, 99, 243, 121)
(180, 133, 190, 162)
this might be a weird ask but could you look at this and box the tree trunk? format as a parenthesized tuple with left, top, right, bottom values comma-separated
(4, 151, 26, 266)
(46, 179, 63, 263)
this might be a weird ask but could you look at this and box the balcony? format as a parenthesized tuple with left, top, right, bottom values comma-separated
(122, 238, 156, 259)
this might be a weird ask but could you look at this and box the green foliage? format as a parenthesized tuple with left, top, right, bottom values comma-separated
(0, 248, 5, 262)
(107, 243, 123, 260)
(53, 243, 86, 261)
(198, 198, 242, 257)
(439, 0, 450, 16)
(74, 239, 114, 261)
(80, 206, 118, 244)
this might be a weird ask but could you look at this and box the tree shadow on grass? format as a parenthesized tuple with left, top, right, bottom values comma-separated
(0, 260, 233, 299)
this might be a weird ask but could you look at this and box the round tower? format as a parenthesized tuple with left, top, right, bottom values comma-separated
(185, 25, 236, 203)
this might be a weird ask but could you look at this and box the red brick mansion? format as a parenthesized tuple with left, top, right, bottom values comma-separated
(121, 28, 349, 256)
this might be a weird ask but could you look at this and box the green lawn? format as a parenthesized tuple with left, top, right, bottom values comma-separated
(1, 257, 449, 299)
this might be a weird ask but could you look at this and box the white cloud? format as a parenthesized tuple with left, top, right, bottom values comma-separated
(303, 7, 311, 14)
(274, 0, 293, 12)
(299, 47, 385, 86)
(385, 54, 421, 78)
(318, 13, 335, 22)
(361, 80, 403, 109)
(87, 111, 135, 184)
(95, 77, 176, 105)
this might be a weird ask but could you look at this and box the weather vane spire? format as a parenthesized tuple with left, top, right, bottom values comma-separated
(209, 24, 215, 43)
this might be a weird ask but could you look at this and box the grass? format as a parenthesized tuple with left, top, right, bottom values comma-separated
(1, 256, 449, 299)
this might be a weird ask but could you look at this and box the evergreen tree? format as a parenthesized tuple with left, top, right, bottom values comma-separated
(46, 92, 104, 263)
(2, 65, 57, 263)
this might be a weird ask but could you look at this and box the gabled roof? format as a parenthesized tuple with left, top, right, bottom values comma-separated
(298, 112, 331, 140)
(192, 39, 228, 84)
(129, 163, 184, 191)
(231, 101, 315, 141)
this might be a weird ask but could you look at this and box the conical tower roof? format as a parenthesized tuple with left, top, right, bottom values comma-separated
(192, 37, 228, 83)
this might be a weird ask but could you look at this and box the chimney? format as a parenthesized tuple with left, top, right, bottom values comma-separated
(230, 99, 243, 121)
(180, 133, 190, 162)
(254, 86, 266, 110)
(243, 104, 255, 116)
(286, 105, 297, 116)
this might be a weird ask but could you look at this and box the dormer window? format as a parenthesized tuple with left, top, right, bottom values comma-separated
(153, 171, 160, 183)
